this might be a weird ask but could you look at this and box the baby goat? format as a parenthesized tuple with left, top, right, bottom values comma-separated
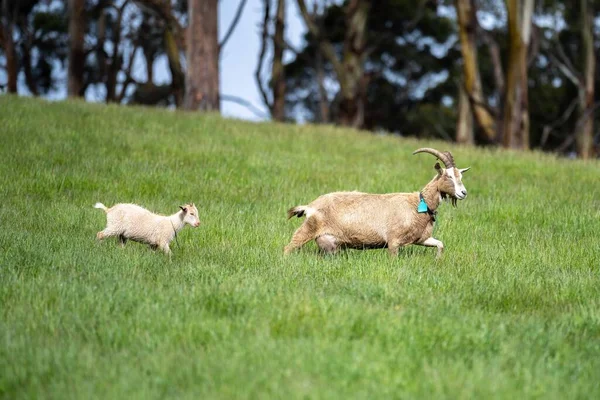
(94, 202, 200, 254)
(284, 148, 469, 258)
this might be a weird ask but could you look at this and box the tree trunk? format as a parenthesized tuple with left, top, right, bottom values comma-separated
(184, 0, 220, 111)
(271, 0, 286, 121)
(576, 0, 595, 160)
(454, 0, 495, 141)
(68, 0, 86, 97)
(502, 0, 533, 149)
(1, 0, 18, 93)
(456, 84, 474, 144)
(338, 0, 369, 128)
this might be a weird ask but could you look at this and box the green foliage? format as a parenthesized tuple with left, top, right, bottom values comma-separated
(284, 0, 460, 135)
(1, 97, 600, 399)
(0, 1, 68, 95)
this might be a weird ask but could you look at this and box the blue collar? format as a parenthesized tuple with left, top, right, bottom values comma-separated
(418, 192, 436, 221)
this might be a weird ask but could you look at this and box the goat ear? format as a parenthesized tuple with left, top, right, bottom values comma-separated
(179, 206, 187, 213)
(434, 162, 443, 174)
(459, 167, 470, 174)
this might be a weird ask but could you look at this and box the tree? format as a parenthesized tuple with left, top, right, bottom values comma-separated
(285, 0, 459, 138)
(1, 0, 19, 93)
(183, 0, 248, 111)
(576, 0, 595, 159)
(132, 0, 186, 106)
(296, 0, 370, 128)
(256, 0, 286, 121)
(184, 0, 219, 111)
(502, 0, 534, 149)
(68, 0, 86, 97)
(454, 0, 495, 143)
(1, 0, 67, 95)
(456, 85, 474, 144)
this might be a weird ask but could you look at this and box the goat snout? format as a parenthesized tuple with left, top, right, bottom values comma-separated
(455, 189, 467, 200)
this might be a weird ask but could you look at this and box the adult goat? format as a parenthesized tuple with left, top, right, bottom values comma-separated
(284, 148, 469, 258)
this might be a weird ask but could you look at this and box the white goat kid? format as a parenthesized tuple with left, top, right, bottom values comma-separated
(94, 202, 200, 254)
(284, 148, 470, 258)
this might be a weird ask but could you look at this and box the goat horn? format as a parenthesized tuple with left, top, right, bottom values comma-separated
(412, 148, 455, 168)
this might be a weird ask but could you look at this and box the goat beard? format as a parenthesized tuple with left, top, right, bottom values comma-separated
(441, 192, 458, 207)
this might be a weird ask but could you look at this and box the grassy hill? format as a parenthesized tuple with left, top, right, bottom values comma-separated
(1, 95, 599, 399)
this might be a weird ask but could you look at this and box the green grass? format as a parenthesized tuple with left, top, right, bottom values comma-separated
(1, 95, 599, 399)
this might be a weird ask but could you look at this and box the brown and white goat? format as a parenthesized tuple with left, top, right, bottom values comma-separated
(284, 148, 469, 258)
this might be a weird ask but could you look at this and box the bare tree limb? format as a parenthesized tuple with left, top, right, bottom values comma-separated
(255, 0, 273, 113)
(118, 43, 140, 102)
(555, 133, 576, 153)
(296, 0, 345, 83)
(554, 36, 580, 81)
(103, 0, 131, 102)
(461, 80, 499, 118)
(548, 52, 581, 87)
(540, 97, 578, 147)
(219, 0, 248, 53)
(538, 32, 582, 88)
(221, 94, 270, 119)
(555, 102, 600, 153)
(267, 33, 300, 57)
(574, 101, 600, 130)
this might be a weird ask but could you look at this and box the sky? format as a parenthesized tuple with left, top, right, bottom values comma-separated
(219, 0, 305, 120)
(218, 0, 306, 122)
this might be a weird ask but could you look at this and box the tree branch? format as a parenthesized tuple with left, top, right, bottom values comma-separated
(133, 0, 184, 49)
(462, 81, 498, 118)
(554, 102, 600, 153)
(540, 97, 578, 147)
(255, 0, 272, 113)
(554, 36, 579, 80)
(538, 33, 582, 88)
(221, 94, 269, 119)
(548, 52, 581, 87)
(219, 0, 248, 53)
(296, 0, 344, 82)
(118, 43, 140, 102)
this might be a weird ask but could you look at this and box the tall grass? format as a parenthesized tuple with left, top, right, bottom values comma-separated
(1, 96, 599, 399)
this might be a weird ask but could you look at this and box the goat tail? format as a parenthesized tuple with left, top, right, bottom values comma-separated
(287, 205, 311, 219)
(94, 202, 108, 213)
